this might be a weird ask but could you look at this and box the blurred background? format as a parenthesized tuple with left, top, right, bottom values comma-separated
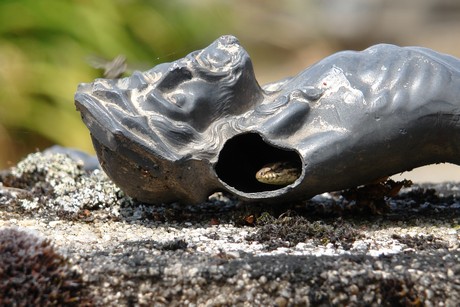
(1, 0, 460, 182)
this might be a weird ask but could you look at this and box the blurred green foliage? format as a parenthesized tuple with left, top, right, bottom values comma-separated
(3, 0, 454, 172)
(0, 0, 232, 167)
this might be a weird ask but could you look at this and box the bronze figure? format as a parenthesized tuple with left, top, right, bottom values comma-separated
(75, 35, 460, 204)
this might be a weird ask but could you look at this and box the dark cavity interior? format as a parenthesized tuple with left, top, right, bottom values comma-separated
(215, 133, 302, 192)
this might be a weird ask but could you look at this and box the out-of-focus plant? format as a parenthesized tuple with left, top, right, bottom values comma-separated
(0, 0, 231, 167)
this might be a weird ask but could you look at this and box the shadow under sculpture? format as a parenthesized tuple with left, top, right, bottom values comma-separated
(75, 35, 460, 205)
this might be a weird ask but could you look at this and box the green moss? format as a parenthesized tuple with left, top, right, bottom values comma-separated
(0, 228, 90, 305)
(247, 213, 362, 250)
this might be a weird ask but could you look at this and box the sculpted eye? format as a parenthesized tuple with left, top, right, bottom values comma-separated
(157, 66, 192, 91)
(167, 93, 187, 108)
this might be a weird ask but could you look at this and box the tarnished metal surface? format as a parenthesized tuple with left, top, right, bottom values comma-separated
(75, 35, 460, 204)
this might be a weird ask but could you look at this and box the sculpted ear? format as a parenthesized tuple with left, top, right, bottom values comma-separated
(261, 88, 322, 137)
(261, 101, 310, 137)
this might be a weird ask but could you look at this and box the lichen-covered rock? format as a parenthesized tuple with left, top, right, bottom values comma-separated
(1, 151, 126, 214)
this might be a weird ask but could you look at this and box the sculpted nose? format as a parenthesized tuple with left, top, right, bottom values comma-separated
(196, 35, 243, 70)
(217, 35, 240, 46)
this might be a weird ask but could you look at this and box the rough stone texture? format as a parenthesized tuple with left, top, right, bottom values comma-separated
(1, 152, 460, 306)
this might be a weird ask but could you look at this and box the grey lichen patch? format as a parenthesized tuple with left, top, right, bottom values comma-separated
(1, 152, 127, 216)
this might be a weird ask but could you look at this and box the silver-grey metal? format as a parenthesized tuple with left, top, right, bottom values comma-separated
(75, 35, 460, 204)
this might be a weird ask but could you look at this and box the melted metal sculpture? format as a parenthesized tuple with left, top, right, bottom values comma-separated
(75, 35, 460, 204)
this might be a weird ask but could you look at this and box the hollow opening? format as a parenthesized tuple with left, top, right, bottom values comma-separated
(215, 133, 302, 193)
